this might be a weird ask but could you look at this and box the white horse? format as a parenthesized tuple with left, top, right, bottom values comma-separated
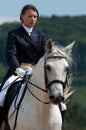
(0, 39, 74, 130)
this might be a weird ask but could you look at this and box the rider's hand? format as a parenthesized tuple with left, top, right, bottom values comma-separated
(26, 66, 33, 75)
(15, 67, 25, 78)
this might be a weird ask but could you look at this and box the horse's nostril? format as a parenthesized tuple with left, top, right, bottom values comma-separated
(49, 95, 55, 100)
(59, 96, 64, 102)
(49, 93, 65, 104)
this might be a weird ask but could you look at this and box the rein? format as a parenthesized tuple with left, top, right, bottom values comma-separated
(27, 87, 49, 104)
(28, 80, 47, 93)
(27, 80, 49, 104)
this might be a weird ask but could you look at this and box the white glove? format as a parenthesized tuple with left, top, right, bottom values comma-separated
(26, 66, 33, 75)
(60, 102, 67, 111)
(15, 67, 25, 78)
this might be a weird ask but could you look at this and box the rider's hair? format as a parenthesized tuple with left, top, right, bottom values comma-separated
(20, 4, 39, 22)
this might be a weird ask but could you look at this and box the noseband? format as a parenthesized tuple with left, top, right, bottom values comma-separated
(44, 55, 68, 90)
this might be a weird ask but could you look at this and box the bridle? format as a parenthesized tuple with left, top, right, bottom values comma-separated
(27, 53, 69, 104)
(44, 54, 68, 90)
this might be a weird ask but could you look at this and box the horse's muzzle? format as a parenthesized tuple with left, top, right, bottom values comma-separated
(49, 94, 64, 104)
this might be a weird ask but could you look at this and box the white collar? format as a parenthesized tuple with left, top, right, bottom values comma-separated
(22, 24, 33, 35)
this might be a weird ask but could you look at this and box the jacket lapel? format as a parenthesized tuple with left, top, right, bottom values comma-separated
(20, 26, 38, 47)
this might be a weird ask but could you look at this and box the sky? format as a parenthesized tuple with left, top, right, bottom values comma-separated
(0, 0, 86, 24)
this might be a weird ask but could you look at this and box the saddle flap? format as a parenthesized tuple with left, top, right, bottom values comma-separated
(4, 81, 21, 116)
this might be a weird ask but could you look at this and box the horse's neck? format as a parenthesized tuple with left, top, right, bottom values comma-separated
(22, 58, 62, 130)
(30, 58, 45, 89)
(29, 61, 62, 129)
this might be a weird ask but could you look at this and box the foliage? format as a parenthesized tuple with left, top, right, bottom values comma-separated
(63, 86, 86, 130)
(63, 101, 86, 130)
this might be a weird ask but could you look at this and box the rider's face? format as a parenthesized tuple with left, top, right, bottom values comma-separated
(21, 9, 38, 28)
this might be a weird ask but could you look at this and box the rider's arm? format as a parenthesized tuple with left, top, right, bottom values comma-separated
(6, 31, 20, 71)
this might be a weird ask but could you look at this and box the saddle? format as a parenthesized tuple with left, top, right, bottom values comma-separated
(4, 81, 21, 116)
(0, 77, 28, 130)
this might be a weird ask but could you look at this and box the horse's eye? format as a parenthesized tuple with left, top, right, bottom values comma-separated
(65, 66, 69, 72)
(46, 65, 51, 71)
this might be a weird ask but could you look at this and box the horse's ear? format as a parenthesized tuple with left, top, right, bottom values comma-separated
(46, 39, 52, 51)
(64, 41, 75, 54)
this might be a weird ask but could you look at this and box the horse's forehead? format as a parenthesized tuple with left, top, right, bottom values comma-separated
(52, 47, 63, 56)
(47, 58, 68, 66)
(59, 58, 69, 67)
(45, 46, 71, 67)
